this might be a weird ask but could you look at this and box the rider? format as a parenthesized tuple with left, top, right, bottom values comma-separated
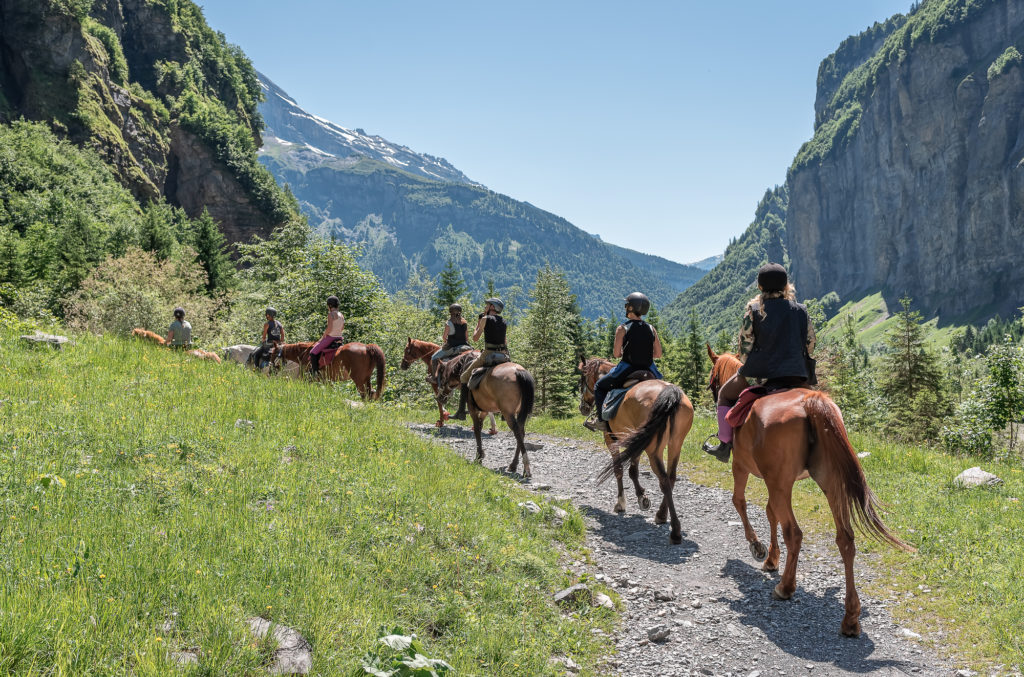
(584, 292, 663, 432)
(702, 263, 816, 462)
(165, 307, 192, 349)
(252, 307, 285, 369)
(309, 295, 345, 377)
(454, 298, 508, 419)
(429, 303, 471, 382)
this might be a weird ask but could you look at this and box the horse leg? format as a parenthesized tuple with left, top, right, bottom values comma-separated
(824, 492, 862, 637)
(732, 468, 768, 562)
(648, 453, 681, 544)
(657, 449, 680, 527)
(769, 486, 802, 600)
(507, 408, 529, 478)
(433, 384, 448, 427)
(471, 410, 485, 464)
(763, 502, 781, 571)
(628, 459, 651, 511)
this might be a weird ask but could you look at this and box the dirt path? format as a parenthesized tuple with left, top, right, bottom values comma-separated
(409, 423, 956, 677)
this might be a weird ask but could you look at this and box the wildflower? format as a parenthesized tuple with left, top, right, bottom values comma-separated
(266, 605, 272, 610)
(155, 637, 163, 643)
(31, 505, 38, 511)
(99, 574, 106, 579)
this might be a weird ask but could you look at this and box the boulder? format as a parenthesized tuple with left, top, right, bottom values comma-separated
(954, 467, 1003, 488)
(20, 331, 72, 348)
(246, 618, 312, 675)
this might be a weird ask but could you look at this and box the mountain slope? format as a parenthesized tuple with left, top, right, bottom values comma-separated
(255, 74, 706, 318)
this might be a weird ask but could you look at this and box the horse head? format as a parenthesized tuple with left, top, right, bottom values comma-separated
(578, 357, 612, 416)
(401, 338, 438, 370)
(706, 342, 719, 363)
(707, 348, 742, 403)
(400, 337, 418, 370)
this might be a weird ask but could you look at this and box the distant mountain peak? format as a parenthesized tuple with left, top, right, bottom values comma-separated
(257, 72, 481, 186)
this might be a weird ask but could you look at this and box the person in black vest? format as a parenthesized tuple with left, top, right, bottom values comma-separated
(702, 263, 817, 462)
(429, 303, 471, 381)
(454, 298, 509, 419)
(584, 292, 664, 433)
(251, 307, 285, 370)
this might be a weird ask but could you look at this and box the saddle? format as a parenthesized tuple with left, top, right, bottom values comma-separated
(600, 370, 659, 421)
(725, 384, 795, 428)
(468, 352, 510, 390)
(436, 350, 478, 392)
(317, 338, 345, 368)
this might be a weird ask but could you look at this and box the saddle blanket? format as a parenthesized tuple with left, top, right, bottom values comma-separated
(468, 353, 510, 390)
(725, 385, 794, 428)
(318, 338, 345, 367)
(599, 370, 658, 421)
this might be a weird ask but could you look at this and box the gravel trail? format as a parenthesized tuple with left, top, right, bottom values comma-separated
(410, 423, 957, 677)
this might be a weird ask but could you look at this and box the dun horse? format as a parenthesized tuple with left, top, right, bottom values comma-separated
(581, 358, 694, 544)
(279, 341, 386, 400)
(400, 338, 476, 426)
(706, 345, 914, 636)
(467, 361, 536, 477)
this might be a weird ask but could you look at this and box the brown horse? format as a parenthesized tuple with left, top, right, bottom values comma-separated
(187, 349, 222, 364)
(467, 362, 536, 477)
(132, 328, 166, 345)
(400, 338, 478, 426)
(706, 345, 914, 636)
(581, 358, 695, 544)
(279, 341, 386, 400)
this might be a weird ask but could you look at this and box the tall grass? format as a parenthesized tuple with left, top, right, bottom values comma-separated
(0, 332, 613, 675)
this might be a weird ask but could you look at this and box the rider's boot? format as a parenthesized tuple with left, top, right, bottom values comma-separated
(701, 405, 733, 462)
(308, 353, 320, 378)
(452, 385, 469, 420)
(583, 413, 611, 433)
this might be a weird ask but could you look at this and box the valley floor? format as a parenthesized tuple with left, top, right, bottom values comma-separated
(412, 423, 957, 677)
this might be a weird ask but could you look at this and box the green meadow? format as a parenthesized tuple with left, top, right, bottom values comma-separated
(0, 331, 614, 675)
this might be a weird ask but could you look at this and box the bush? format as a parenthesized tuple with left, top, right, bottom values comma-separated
(64, 247, 225, 344)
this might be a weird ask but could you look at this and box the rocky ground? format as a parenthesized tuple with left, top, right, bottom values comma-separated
(409, 423, 963, 677)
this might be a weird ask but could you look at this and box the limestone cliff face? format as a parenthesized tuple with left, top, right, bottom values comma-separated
(0, 0, 281, 242)
(787, 0, 1024, 319)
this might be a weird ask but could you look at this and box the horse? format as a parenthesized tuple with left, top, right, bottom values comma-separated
(278, 341, 386, 400)
(705, 344, 914, 637)
(187, 349, 222, 364)
(467, 361, 536, 477)
(581, 358, 695, 544)
(222, 344, 256, 365)
(132, 328, 165, 345)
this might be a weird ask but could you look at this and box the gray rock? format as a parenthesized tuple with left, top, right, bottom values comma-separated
(518, 501, 541, 514)
(235, 419, 255, 429)
(21, 331, 72, 348)
(246, 618, 312, 675)
(654, 588, 676, 602)
(594, 593, 615, 609)
(954, 467, 1003, 488)
(898, 628, 922, 640)
(647, 624, 671, 642)
(553, 584, 591, 606)
(549, 655, 581, 673)
(171, 650, 199, 666)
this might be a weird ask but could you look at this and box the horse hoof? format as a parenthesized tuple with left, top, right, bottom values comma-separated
(669, 532, 683, 545)
(749, 541, 768, 561)
(638, 495, 651, 511)
(772, 584, 793, 601)
(654, 514, 668, 525)
(613, 501, 626, 514)
(840, 620, 861, 638)
(522, 468, 532, 479)
(762, 561, 778, 572)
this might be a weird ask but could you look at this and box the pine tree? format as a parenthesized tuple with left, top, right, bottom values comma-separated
(139, 202, 177, 260)
(433, 259, 467, 317)
(397, 265, 438, 311)
(880, 296, 941, 406)
(520, 265, 577, 416)
(191, 209, 233, 291)
(713, 328, 735, 354)
(678, 309, 708, 405)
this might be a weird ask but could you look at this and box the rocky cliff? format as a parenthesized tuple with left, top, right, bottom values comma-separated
(0, 0, 290, 242)
(788, 0, 1024, 320)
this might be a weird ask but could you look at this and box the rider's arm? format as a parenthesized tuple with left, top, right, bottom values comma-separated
(805, 317, 817, 356)
(652, 327, 663, 359)
(165, 328, 174, 344)
(612, 325, 625, 358)
(472, 316, 486, 341)
(262, 323, 268, 342)
(737, 304, 756, 362)
(441, 321, 450, 344)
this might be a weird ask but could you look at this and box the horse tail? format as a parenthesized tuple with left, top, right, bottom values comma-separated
(804, 393, 914, 552)
(514, 369, 535, 430)
(597, 384, 682, 484)
(368, 343, 386, 400)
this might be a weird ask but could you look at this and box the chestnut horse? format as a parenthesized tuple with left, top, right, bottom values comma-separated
(706, 345, 913, 636)
(132, 328, 165, 345)
(400, 338, 477, 426)
(278, 341, 386, 400)
(467, 362, 536, 477)
(582, 358, 695, 544)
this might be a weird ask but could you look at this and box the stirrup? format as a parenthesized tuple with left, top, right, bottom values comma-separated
(700, 434, 732, 463)
(583, 415, 610, 432)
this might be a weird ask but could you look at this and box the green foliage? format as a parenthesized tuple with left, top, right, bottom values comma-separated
(82, 17, 130, 85)
(674, 310, 709, 408)
(518, 266, 579, 416)
(190, 209, 234, 291)
(944, 337, 1024, 457)
(432, 260, 467, 318)
(989, 45, 1023, 79)
(361, 627, 452, 677)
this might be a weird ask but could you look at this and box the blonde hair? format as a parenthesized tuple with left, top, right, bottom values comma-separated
(749, 283, 797, 319)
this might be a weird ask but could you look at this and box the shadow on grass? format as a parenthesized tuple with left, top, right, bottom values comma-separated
(719, 558, 911, 673)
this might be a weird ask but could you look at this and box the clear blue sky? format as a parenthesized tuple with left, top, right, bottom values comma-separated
(199, 0, 912, 265)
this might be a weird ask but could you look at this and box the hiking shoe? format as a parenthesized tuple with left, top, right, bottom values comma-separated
(583, 416, 611, 433)
(701, 436, 732, 463)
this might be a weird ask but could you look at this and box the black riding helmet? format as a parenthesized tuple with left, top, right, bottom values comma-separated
(173, 307, 185, 320)
(265, 307, 278, 318)
(326, 295, 339, 309)
(757, 263, 788, 293)
(449, 303, 462, 316)
(624, 292, 650, 316)
(484, 298, 504, 313)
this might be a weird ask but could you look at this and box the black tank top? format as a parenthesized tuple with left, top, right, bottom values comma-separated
(266, 320, 283, 343)
(448, 320, 468, 347)
(483, 315, 507, 346)
(622, 320, 655, 366)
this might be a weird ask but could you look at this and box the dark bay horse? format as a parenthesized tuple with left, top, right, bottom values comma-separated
(400, 338, 479, 426)
(581, 358, 695, 544)
(279, 341, 386, 400)
(468, 362, 536, 477)
(706, 345, 914, 636)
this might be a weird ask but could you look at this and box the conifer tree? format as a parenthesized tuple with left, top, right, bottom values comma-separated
(520, 265, 577, 416)
(678, 309, 708, 404)
(880, 296, 941, 406)
(433, 259, 467, 317)
(191, 209, 233, 291)
(139, 202, 177, 260)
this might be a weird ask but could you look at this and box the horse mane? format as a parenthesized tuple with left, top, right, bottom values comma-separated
(409, 338, 440, 359)
(581, 356, 613, 383)
(710, 351, 742, 387)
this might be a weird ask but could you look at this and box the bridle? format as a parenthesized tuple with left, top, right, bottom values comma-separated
(400, 341, 431, 370)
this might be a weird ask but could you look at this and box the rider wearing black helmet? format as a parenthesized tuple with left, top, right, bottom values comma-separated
(166, 307, 192, 349)
(701, 263, 816, 462)
(584, 292, 664, 432)
(453, 298, 508, 419)
(429, 303, 471, 380)
(252, 307, 285, 369)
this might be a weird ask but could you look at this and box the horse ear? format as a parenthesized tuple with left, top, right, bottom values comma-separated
(706, 342, 718, 363)
(407, 336, 411, 344)
(578, 359, 586, 371)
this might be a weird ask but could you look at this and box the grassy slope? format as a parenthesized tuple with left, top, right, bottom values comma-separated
(0, 332, 614, 675)
(407, 410, 1024, 670)
(821, 292, 962, 349)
